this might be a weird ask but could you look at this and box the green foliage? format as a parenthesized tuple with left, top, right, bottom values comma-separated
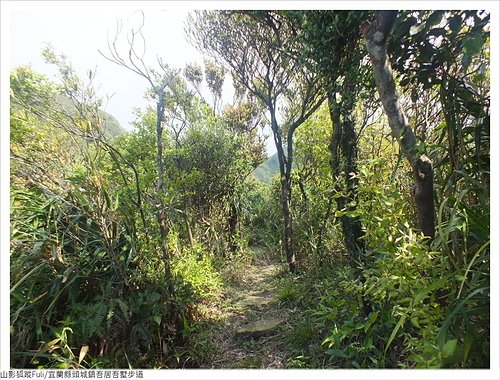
(10, 10, 489, 370)
(386, 11, 490, 368)
(10, 165, 200, 368)
(10, 56, 191, 369)
(390, 10, 490, 89)
(282, 10, 370, 84)
(10, 66, 74, 187)
(184, 63, 203, 93)
(291, 103, 340, 263)
(115, 108, 158, 190)
(10, 187, 107, 366)
(27, 327, 90, 369)
(172, 243, 222, 298)
(240, 178, 281, 251)
(309, 155, 489, 368)
(165, 122, 249, 210)
(203, 58, 225, 113)
(221, 99, 266, 168)
(276, 282, 300, 306)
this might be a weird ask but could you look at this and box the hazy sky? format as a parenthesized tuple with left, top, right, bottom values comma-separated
(10, 4, 192, 124)
(6, 1, 271, 151)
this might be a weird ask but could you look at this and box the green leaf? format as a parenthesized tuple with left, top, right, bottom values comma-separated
(153, 315, 161, 326)
(413, 275, 451, 304)
(437, 287, 488, 347)
(429, 27, 447, 37)
(463, 33, 485, 56)
(448, 15, 462, 33)
(385, 315, 406, 353)
(345, 210, 360, 218)
(411, 316, 421, 329)
(409, 354, 424, 364)
(10, 263, 45, 294)
(441, 339, 457, 358)
(426, 11, 444, 28)
(113, 192, 120, 210)
(61, 267, 73, 284)
(462, 334, 473, 364)
(363, 336, 374, 348)
(325, 348, 348, 358)
(400, 76, 411, 87)
(368, 311, 379, 324)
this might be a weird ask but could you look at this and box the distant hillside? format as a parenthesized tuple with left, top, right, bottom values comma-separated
(99, 110, 125, 140)
(252, 152, 280, 183)
(56, 94, 125, 140)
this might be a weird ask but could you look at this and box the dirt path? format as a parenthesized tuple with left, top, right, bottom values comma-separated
(199, 249, 293, 368)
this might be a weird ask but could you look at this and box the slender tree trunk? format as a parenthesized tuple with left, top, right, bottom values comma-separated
(297, 174, 311, 223)
(185, 208, 194, 248)
(361, 11, 435, 239)
(156, 95, 165, 192)
(270, 108, 296, 273)
(228, 201, 239, 255)
(328, 92, 366, 264)
(156, 93, 174, 293)
(414, 156, 435, 238)
(281, 177, 295, 271)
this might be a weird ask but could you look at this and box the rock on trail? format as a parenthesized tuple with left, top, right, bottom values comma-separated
(236, 318, 285, 338)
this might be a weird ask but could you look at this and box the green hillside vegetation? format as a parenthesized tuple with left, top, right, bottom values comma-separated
(99, 110, 125, 139)
(56, 94, 125, 139)
(252, 152, 280, 183)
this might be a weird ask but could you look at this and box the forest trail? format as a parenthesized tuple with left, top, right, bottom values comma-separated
(201, 247, 293, 368)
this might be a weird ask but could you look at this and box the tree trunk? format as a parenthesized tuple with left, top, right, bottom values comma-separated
(156, 94, 174, 293)
(328, 92, 366, 264)
(185, 208, 194, 248)
(414, 155, 435, 238)
(228, 201, 239, 255)
(156, 95, 165, 192)
(361, 11, 435, 239)
(271, 109, 296, 273)
(281, 176, 295, 272)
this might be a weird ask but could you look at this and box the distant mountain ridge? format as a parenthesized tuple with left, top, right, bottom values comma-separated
(252, 152, 280, 183)
(99, 110, 125, 139)
(55, 94, 125, 139)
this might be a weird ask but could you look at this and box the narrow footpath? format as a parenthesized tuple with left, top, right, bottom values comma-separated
(200, 248, 294, 368)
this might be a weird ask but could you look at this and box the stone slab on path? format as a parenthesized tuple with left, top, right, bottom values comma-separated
(236, 318, 284, 338)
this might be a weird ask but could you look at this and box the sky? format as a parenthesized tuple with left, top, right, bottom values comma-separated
(6, 1, 276, 153)
(9, 4, 193, 126)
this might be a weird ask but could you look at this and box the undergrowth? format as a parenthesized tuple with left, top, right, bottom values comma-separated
(277, 158, 489, 369)
(10, 186, 223, 369)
